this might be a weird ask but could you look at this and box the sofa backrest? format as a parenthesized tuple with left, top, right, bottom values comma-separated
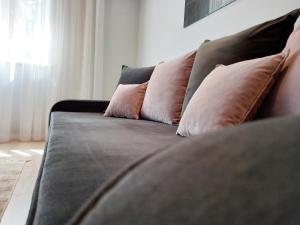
(182, 9, 300, 113)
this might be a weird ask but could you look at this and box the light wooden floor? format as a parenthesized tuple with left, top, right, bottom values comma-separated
(0, 142, 45, 225)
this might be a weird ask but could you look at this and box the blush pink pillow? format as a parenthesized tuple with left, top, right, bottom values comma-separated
(177, 53, 287, 137)
(104, 83, 147, 119)
(141, 51, 196, 124)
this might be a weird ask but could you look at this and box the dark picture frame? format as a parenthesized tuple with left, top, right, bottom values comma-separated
(184, 0, 237, 28)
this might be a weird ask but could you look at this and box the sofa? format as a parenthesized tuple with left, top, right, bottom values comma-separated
(26, 10, 300, 225)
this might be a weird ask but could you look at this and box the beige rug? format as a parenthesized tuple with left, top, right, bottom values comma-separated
(0, 157, 28, 221)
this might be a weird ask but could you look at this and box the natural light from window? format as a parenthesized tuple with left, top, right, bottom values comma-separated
(0, 0, 50, 67)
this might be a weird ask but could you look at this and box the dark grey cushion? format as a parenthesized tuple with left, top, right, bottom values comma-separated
(69, 116, 300, 225)
(118, 65, 155, 85)
(26, 112, 180, 225)
(182, 9, 300, 113)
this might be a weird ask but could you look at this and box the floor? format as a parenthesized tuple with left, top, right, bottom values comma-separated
(0, 142, 44, 225)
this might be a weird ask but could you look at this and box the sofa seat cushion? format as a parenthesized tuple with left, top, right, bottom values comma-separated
(28, 112, 180, 225)
(69, 116, 300, 225)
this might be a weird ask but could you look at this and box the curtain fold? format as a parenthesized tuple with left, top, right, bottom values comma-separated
(0, 0, 105, 143)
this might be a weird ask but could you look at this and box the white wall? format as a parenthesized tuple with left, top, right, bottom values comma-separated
(103, 0, 140, 99)
(137, 0, 300, 66)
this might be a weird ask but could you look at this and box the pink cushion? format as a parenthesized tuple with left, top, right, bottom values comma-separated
(177, 53, 287, 137)
(259, 26, 300, 117)
(104, 83, 147, 119)
(141, 51, 196, 124)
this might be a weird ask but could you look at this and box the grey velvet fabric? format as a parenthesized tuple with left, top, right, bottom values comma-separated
(70, 116, 300, 225)
(27, 112, 180, 225)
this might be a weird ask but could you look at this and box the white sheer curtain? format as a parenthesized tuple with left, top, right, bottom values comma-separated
(0, 0, 105, 143)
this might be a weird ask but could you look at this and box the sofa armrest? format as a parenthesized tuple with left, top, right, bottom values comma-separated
(51, 100, 110, 114)
(49, 100, 109, 127)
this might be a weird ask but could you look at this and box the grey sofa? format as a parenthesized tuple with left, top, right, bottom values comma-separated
(26, 9, 300, 225)
(26, 101, 300, 225)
